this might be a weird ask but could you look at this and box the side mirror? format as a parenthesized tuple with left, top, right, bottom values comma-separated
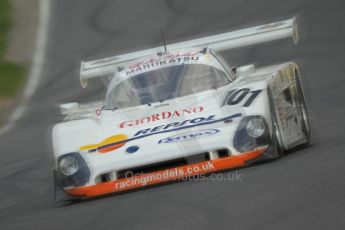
(235, 64, 255, 78)
(60, 102, 79, 115)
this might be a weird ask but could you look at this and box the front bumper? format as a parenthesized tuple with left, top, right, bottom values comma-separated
(64, 147, 267, 199)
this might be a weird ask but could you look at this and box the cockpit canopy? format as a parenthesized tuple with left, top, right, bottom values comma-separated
(104, 49, 233, 110)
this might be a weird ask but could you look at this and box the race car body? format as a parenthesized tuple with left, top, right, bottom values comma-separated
(52, 17, 310, 200)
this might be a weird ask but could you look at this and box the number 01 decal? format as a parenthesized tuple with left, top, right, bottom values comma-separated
(224, 88, 262, 107)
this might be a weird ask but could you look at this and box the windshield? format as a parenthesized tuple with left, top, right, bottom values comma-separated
(104, 64, 231, 110)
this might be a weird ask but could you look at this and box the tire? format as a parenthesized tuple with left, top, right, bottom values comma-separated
(295, 72, 311, 145)
(267, 88, 285, 157)
(54, 170, 79, 203)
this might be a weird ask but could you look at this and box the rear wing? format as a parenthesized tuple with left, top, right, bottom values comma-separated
(80, 17, 298, 88)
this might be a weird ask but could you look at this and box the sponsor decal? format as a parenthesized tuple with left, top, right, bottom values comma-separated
(79, 134, 128, 153)
(126, 145, 139, 154)
(129, 51, 199, 69)
(133, 115, 216, 137)
(126, 51, 200, 76)
(158, 129, 220, 144)
(114, 161, 216, 190)
(119, 106, 204, 128)
(81, 113, 242, 154)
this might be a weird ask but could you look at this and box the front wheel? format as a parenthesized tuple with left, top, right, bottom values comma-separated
(268, 88, 285, 157)
(54, 170, 80, 203)
(295, 72, 311, 145)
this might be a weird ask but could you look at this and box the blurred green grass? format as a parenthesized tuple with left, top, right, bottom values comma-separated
(0, 0, 11, 55)
(0, 0, 25, 98)
(0, 62, 25, 96)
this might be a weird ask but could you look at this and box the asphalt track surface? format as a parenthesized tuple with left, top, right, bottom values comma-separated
(1, 0, 345, 229)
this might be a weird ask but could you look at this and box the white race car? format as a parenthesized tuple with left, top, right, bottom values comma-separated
(52, 17, 310, 201)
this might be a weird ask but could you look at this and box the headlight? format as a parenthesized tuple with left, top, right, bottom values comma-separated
(233, 115, 271, 153)
(246, 117, 265, 138)
(57, 152, 91, 187)
(59, 156, 79, 176)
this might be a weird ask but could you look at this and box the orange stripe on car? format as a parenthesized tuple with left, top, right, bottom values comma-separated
(66, 148, 266, 198)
